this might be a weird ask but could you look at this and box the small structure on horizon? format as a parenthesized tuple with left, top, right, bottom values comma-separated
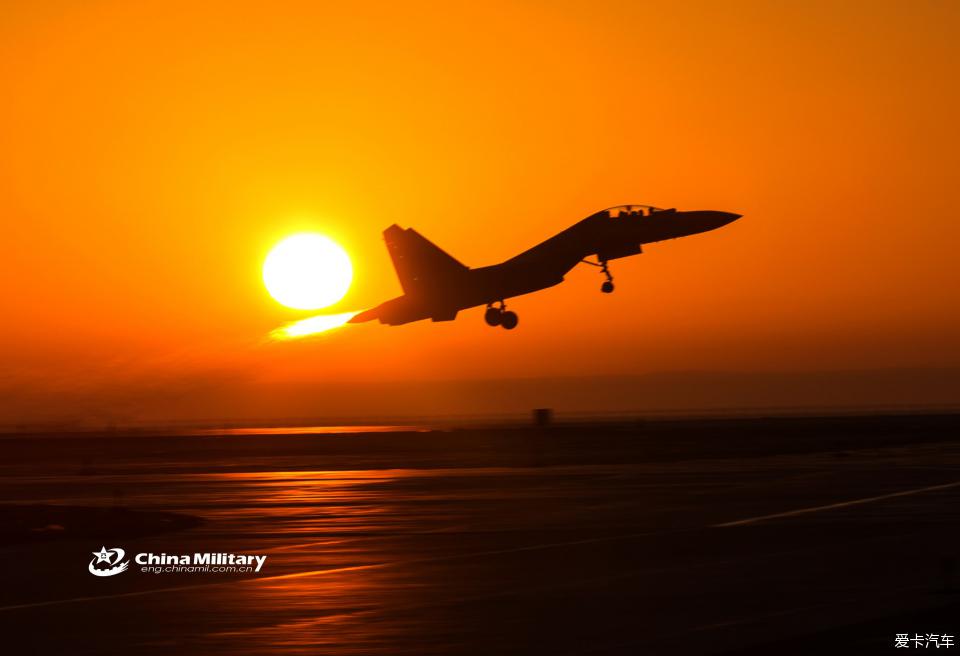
(533, 408, 553, 427)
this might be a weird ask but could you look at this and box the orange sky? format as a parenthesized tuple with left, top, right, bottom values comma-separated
(2, 1, 959, 425)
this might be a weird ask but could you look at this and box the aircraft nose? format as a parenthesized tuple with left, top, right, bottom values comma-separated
(703, 211, 742, 231)
(680, 210, 742, 236)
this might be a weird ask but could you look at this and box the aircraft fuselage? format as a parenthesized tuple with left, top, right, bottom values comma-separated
(350, 206, 741, 326)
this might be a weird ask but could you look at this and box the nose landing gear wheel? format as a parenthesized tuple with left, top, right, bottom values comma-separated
(581, 258, 616, 294)
(500, 311, 518, 330)
(599, 260, 614, 293)
(484, 307, 502, 326)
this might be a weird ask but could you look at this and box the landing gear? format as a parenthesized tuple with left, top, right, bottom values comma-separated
(599, 260, 614, 293)
(582, 258, 616, 293)
(484, 306, 502, 326)
(485, 302, 519, 330)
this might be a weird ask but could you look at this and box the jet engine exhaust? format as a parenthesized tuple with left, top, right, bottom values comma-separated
(269, 311, 363, 340)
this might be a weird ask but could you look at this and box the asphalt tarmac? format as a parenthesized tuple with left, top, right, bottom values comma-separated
(1, 414, 959, 654)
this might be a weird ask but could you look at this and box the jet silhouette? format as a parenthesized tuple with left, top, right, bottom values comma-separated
(350, 205, 741, 329)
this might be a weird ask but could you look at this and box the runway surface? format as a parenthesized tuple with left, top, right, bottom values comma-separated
(1, 414, 959, 654)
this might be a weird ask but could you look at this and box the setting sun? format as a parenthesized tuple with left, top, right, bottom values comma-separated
(263, 233, 353, 310)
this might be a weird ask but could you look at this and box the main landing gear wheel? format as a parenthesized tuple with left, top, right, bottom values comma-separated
(601, 280, 615, 293)
(484, 303, 518, 329)
(484, 306, 502, 326)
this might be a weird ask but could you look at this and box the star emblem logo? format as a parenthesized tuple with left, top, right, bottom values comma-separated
(88, 546, 129, 577)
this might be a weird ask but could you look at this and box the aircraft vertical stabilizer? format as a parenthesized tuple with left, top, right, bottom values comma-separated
(383, 225, 468, 295)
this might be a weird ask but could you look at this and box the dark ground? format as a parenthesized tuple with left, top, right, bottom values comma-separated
(1, 413, 959, 654)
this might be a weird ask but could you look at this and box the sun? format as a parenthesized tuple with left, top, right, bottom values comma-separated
(263, 233, 353, 310)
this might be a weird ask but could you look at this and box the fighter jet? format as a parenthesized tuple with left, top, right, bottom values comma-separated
(349, 205, 741, 329)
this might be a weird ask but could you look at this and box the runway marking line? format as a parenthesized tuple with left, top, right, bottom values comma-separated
(713, 479, 960, 528)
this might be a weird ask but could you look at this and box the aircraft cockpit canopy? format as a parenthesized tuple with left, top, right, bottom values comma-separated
(593, 204, 674, 219)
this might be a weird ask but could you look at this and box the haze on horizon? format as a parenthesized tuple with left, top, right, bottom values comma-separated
(1, 1, 959, 426)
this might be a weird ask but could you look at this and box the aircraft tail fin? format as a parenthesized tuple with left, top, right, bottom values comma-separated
(383, 225, 468, 295)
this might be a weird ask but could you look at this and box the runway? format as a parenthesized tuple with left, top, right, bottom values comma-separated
(1, 414, 959, 654)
